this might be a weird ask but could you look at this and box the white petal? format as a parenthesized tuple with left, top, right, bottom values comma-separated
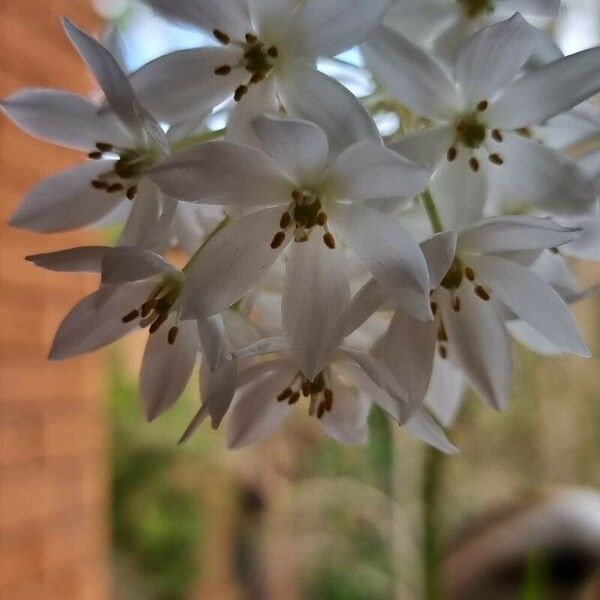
(561, 216, 600, 260)
(405, 408, 458, 454)
(182, 206, 290, 319)
(384, 1, 457, 42)
(26, 246, 111, 273)
(288, 0, 389, 57)
(101, 246, 180, 284)
(247, 0, 297, 42)
(537, 108, 600, 151)
(507, 320, 564, 356)
(49, 281, 154, 360)
(139, 0, 251, 39)
(441, 286, 513, 410)
(197, 314, 233, 372)
(468, 254, 590, 357)
(252, 115, 328, 188)
(379, 310, 437, 406)
(502, 0, 560, 17)
(420, 232, 457, 289)
(200, 353, 238, 429)
(429, 149, 488, 231)
(486, 133, 596, 216)
(455, 14, 535, 106)
(343, 278, 389, 336)
(390, 125, 454, 168)
(276, 62, 381, 158)
(150, 141, 293, 206)
(10, 161, 124, 232)
(283, 234, 350, 380)
(320, 379, 370, 445)
(63, 19, 144, 139)
(324, 142, 430, 201)
(364, 25, 461, 120)
(116, 185, 162, 249)
(459, 215, 581, 255)
(224, 77, 279, 147)
(487, 45, 600, 129)
(423, 356, 466, 428)
(130, 47, 245, 124)
(0, 89, 132, 150)
(139, 317, 198, 421)
(226, 362, 296, 448)
(332, 203, 432, 321)
(179, 403, 210, 444)
(234, 337, 289, 360)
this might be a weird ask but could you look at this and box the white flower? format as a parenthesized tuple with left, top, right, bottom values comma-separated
(27, 245, 238, 427)
(1, 19, 172, 245)
(150, 114, 432, 379)
(365, 14, 600, 229)
(349, 216, 590, 411)
(384, 0, 560, 61)
(130, 0, 387, 149)
(199, 337, 456, 452)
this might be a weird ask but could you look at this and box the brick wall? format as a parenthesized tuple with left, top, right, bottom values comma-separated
(0, 3, 109, 599)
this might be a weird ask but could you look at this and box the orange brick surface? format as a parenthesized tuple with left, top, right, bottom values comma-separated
(0, 2, 109, 599)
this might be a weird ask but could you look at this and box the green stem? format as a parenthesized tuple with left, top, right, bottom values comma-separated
(421, 190, 444, 234)
(169, 128, 225, 153)
(423, 446, 445, 600)
(182, 214, 231, 274)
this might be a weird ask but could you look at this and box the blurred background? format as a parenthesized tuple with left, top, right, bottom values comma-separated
(1, 1, 600, 599)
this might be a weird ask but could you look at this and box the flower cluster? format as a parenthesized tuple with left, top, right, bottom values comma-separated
(3, 0, 600, 450)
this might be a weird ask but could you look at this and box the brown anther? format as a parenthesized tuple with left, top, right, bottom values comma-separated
(447, 147, 457, 162)
(213, 29, 230, 45)
(452, 296, 461, 312)
(245, 33, 258, 44)
(141, 299, 156, 318)
(107, 183, 125, 193)
(474, 285, 490, 301)
(301, 381, 311, 397)
(149, 312, 168, 334)
(469, 157, 480, 172)
(317, 212, 328, 226)
(250, 72, 265, 84)
(280, 212, 291, 229)
(289, 391, 301, 405)
(234, 85, 248, 102)
(430, 301, 438, 316)
(271, 231, 286, 249)
(476, 100, 489, 112)
(550, 247, 559, 255)
(317, 403, 326, 419)
(323, 388, 333, 412)
(437, 325, 447, 343)
(168, 326, 179, 345)
(267, 46, 279, 58)
(488, 153, 504, 165)
(126, 186, 138, 200)
(277, 387, 293, 402)
(438, 345, 448, 359)
(96, 142, 113, 152)
(122, 309, 140, 323)
(214, 65, 232, 76)
(464, 266, 476, 281)
(88, 151, 103, 159)
(492, 129, 503, 142)
(323, 232, 336, 249)
(91, 180, 108, 190)
(291, 189, 302, 202)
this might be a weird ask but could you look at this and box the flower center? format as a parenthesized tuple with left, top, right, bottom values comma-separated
(433, 261, 492, 359)
(270, 189, 336, 250)
(212, 29, 279, 102)
(276, 370, 334, 419)
(457, 0, 495, 19)
(121, 276, 184, 345)
(88, 142, 158, 200)
(446, 102, 505, 172)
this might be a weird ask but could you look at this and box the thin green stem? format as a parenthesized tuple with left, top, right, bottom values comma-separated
(169, 128, 225, 153)
(421, 190, 444, 234)
(423, 446, 445, 600)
